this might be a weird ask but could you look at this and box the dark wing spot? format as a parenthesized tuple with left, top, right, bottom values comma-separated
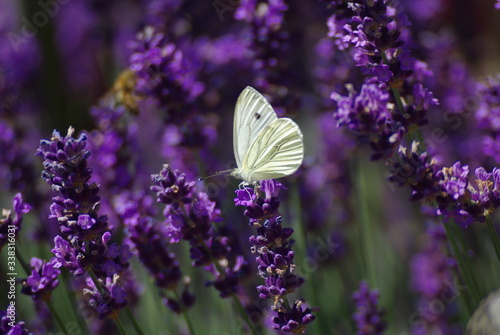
(254, 113, 261, 120)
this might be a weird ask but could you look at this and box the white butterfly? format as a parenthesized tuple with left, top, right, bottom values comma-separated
(230, 86, 304, 185)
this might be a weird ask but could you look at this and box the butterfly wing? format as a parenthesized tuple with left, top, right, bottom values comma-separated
(241, 118, 304, 182)
(233, 86, 278, 168)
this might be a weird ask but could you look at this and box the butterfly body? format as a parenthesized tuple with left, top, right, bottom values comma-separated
(231, 86, 304, 184)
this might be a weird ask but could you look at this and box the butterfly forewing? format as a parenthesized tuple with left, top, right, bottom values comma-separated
(241, 118, 304, 181)
(233, 87, 277, 168)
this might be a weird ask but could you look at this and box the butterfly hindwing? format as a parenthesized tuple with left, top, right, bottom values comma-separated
(233, 87, 277, 168)
(241, 118, 304, 181)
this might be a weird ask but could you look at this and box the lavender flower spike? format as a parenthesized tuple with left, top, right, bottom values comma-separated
(410, 224, 459, 333)
(273, 299, 316, 333)
(352, 281, 387, 335)
(83, 275, 128, 320)
(37, 127, 132, 321)
(121, 194, 191, 313)
(235, 179, 315, 333)
(152, 164, 247, 303)
(35, 127, 108, 240)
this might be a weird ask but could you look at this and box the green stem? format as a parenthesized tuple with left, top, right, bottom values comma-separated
(390, 87, 405, 115)
(485, 216, 500, 262)
(455, 223, 482, 304)
(173, 290, 196, 335)
(61, 271, 88, 333)
(282, 296, 292, 311)
(356, 159, 377, 286)
(125, 306, 146, 335)
(290, 180, 308, 263)
(88, 268, 106, 297)
(177, 202, 260, 335)
(290, 181, 325, 333)
(15, 248, 30, 275)
(45, 300, 67, 334)
(231, 295, 260, 335)
(442, 220, 479, 314)
(114, 317, 129, 335)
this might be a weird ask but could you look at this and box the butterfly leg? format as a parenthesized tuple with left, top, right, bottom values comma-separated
(238, 181, 250, 189)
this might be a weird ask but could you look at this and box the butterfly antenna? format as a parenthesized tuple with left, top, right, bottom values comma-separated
(198, 169, 233, 181)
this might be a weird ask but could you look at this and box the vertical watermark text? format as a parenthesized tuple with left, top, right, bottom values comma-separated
(5, 223, 17, 327)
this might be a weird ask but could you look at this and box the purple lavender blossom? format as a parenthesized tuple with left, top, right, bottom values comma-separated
(53, 0, 103, 100)
(129, 25, 218, 179)
(21, 258, 60, 301)
(152, 166, 221, 247)
(415, 32, 474, 116)
(272, 299, 315, 333)
(235, 179, 315, 332)
(326, 1, 438, 160)
(0, 193, 31, 251)
(482, 134, 500, 164)
(402, 0, 446, 22)
(192, 34, 251, 67)
(51, 235, 84, 276)
(327, 1, 412, 83)
(475, 76, 500, 131)
(234, 180, 283, 224)
(162, 287, 196, 314)
(28, 301, 53, 335)
(129, 26, 204, 108)
(324, 1, 494, 231)
(124, 209, 183, 290)
(0, 123, 34, 194)
(0, 120, 43, 208)
(53, 0, 145, 101)
(314, 37, 355, 102)
(86, 101, 140, 231)
(37, 127, 132, 320)
(331, 83, 391, 133)
(475, 75, 500, 163)
(326, 11, 350, 50)
(207, 255, 248, 298)
(435, 164, 500, 227)
(410, 225, 460, 334)
(331, 83, 405, 160)
(388, 141, 500, 227)
(145, 0, 182, 26)
(410, 225, 455, 299)
(234, 0, 292, 115)
(152, 164, 248, 300)
(387, 142, 441, 202)
(0, 3, 41, 100)
(83, 275, 128, 320)
(36, 128, 108, 241)
(352, 281, 387, 335)
(398, 26, 478, 165)
(252, 216, 302, 299)
(438, 162, 469, 201)
(0, 309, 33, 335)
